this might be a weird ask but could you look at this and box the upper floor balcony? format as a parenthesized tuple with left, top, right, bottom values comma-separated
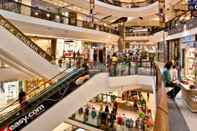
(0, 0, 120, 35)
(98, 0, 157, 8)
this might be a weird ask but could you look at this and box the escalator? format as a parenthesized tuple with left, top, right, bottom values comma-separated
(0, 67, 90, 131)
(0, 15, 60, 79)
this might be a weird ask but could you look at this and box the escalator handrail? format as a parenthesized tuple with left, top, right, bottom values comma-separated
(0, 67, 76, 114)
(0, 68, 86, 127)
(0, 14, 52, 61)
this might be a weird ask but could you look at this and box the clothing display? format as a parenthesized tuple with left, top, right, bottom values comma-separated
(125, 118, 134, 128)
(117, 116, 124, 125)
(91, 109, 97, 119)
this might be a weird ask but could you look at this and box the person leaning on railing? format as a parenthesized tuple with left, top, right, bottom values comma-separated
(18, 90, 29, 112)
(162, 61, 181, 99)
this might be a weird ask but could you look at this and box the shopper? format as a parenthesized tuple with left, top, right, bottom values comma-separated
(107, 55, 111, 72)
(73, 51, 76, 61)
(163, 62, 181, 99)
(172, 64, 178, 81)
(111, 53, 118, 76)
(105, 105, 109, 113)
(93, 49, 97, 67)
(19, 90, 28, 112)
(58, 58, 62, 67)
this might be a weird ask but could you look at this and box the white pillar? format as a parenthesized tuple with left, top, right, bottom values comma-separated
(21, 0, 32, 16)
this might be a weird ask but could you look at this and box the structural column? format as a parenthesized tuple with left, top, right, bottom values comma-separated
(118, 23, 126, 51)
(20, 0, 32, 16)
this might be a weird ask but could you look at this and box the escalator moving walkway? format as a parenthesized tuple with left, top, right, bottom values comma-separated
(0, 68, 89, 131)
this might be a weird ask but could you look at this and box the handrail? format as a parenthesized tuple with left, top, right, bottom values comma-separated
(98, 0, 157, 8)
(0, 67, 75, 116)
(0, 0, 120, 35)
(0, 68, 87, 130)
(0, 14, 52, 61)
(153, 63, 169, 131)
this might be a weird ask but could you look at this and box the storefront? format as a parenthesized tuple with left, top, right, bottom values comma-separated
(70, 89, 154, 130)
(0, 81, 22, 108)
(166, 39, 180, 64)
(157, 42, 165, 62)
(177, 34, 197, 112)
(30, 37, 57, 59)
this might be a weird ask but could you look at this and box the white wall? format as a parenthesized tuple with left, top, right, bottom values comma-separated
(22, 73, 155, 131)
(0, 26, 60, 79)
(0, 10, 119, 44)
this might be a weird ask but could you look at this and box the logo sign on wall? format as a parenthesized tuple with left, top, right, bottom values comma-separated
(188, 0, 197, 17)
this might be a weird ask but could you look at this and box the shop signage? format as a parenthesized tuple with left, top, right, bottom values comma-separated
(181, 35, 195, 47)
(1, 70, 85, 131)
(188, 0, 197, 17)
(9, 104, 45, 131)
(180, 35, 194, 43)
(0, 16, 52, 61)
(188, 0, 197, 11)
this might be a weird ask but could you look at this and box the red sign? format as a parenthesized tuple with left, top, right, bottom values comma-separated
(0, 127, 12, 131)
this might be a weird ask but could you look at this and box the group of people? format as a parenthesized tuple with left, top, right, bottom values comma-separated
(163, 61, 181, 99)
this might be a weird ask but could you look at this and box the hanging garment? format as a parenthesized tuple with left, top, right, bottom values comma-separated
(117, 116, 123, 125)
(93, 50, 97, 62)
(99, 49, 103, 63)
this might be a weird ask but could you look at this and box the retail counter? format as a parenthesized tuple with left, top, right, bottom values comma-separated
(180, 82, 197, 112)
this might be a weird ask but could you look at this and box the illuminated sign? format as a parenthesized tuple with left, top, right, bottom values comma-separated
(188, 0, 197, 10)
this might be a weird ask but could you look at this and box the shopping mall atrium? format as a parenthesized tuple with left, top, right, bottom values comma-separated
(0, 0, 197, 131)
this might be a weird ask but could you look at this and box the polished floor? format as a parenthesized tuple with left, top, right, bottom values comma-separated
(174, 92, 197, 131)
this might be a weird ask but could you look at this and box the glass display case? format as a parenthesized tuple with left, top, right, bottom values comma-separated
(181, 48, 197, 112)
(184, 48, 197, 81)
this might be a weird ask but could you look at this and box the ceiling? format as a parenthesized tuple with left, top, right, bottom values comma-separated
(28, 0, 190, 33)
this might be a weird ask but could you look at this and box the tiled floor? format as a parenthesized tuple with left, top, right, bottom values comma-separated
(175, 92, 197, 131)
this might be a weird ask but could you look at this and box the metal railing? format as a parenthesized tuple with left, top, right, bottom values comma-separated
(0, 14, 52, 61)
(98, 0, 157, 8)
(0, 0, 119, 35)
(109, 60, 155, 76)
(153, 64, 169, 131)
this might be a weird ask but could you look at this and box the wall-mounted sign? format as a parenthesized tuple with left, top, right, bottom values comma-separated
(188, 0, 197, 17)
(188, 0, 197, 11)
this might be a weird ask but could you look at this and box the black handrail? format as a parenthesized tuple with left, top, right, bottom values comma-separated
(98, 0, 157, 8)
(0, 14, 52, 61)
(0, 0, 120, 35)
(0, 67, 75, 114)
(0, 68, 87, 130)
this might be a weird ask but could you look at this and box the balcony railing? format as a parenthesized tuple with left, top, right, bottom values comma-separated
(0, 60, 161, 131)
(167, 17, 197, 35)
(0, 0, 119, 35)
(125, 31, 151, 36)
(98, 0, 157, 8)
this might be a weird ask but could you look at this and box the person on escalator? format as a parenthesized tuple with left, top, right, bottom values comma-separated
(19, 90, 28, 112)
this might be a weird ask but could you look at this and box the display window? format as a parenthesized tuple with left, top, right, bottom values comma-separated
(0, 81, 19, 107)
(184, 48, 197, 81)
